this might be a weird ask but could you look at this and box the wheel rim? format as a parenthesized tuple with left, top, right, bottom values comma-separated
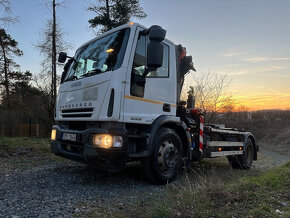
(157, 140, 179, 173)
(246, 144, 253, 164)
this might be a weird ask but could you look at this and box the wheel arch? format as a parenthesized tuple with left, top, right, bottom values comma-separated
(148, 115, 191, 159)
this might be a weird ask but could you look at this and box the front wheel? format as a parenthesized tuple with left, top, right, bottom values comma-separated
(141, 128, 183, 184)
(228, 138, 254, 169)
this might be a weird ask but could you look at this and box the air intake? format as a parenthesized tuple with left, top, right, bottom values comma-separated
(61, 108, 93, 118)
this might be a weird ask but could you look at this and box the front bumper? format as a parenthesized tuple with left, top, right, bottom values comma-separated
(51, 125, 128, 171)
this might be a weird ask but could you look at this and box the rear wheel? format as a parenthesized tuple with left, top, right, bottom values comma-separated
(228, 138, 254, 169)
(141, 128, 183, 184)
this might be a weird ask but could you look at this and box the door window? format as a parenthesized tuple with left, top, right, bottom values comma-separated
(130, 35, 146, 97)
(132, 35, 146, 76)
(147, 44, 169, 78)
(130, 33, 170, 97)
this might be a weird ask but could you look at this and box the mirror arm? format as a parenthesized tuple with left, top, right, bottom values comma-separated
(67, 55, 77, 63)
(142, 67, 157, 78)
(139, 30, 147, 36)
(142, 68, 149, 78)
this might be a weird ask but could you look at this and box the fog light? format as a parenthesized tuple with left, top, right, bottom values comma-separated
(51, 129, 56, 140)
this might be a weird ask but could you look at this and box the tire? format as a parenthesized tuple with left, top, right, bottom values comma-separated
(141, 128, 183, 184)
(228, 138, 254, 169)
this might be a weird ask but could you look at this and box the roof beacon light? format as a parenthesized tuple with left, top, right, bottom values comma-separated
(106, 48, 114, 53)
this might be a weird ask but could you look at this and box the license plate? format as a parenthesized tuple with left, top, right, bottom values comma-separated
(62, 133, 77, 141)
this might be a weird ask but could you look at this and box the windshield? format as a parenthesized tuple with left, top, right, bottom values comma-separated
(64, 28, 131, 82)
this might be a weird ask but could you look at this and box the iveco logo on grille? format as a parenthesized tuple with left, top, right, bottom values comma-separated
(70, 81, 82, 88)
(59, 102, 93, 109)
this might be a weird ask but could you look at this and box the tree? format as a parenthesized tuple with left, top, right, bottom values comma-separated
(1, 70, 33, 106)
(35, 0, 68, 113)
(182, 71, 235, 123)
(0, 0, 10, 15)
(88, 0, 147, 34)
(0, 72, 54, 137)
(0, 0, 17, 25)
(0, 28, 23, 107)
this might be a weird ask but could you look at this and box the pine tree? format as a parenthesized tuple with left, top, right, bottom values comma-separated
(88, 0, 147, 34)
(0, 28, 23, 107)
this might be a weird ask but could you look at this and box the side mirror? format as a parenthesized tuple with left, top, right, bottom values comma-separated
(58, 52, 67, 63)
(149, 28, 166, 41)
(147, 42, 164, 69)
(146, 26, 167, 70)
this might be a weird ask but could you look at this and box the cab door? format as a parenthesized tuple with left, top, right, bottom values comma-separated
(123, 27, 176, 125)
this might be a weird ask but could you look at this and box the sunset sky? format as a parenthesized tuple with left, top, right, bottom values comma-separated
(4, 0, 290, 111)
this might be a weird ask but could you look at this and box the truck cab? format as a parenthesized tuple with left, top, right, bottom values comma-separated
(51, 23, 258, 184)
(55, 23, 176, 124)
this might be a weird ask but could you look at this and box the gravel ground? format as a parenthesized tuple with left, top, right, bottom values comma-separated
(0, 159, 165, 217)
(0, 145, 289, 218)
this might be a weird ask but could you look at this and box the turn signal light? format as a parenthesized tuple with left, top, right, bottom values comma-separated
(51, 129, 56, 140)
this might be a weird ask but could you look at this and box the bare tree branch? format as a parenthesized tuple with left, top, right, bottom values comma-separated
(182, 71, 234, 123)
(34, 0, 70, 123)
(0, 0, 18, 26)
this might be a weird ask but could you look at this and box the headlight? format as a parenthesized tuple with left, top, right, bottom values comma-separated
(93, 134, 112, 148)
(92, 134, 123, 148)
(51, 129, 56, 140)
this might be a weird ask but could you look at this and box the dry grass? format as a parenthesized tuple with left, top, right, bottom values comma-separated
(96, 161, 290, 218)
(85, 159, 290, 218)
(0, 137, 50, 156)
(148, 162, 290, 217)
(0, 137, 65, 172)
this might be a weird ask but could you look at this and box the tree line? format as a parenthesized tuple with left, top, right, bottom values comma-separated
(0, 0, 146, 137)
(0, 0, 249, 137)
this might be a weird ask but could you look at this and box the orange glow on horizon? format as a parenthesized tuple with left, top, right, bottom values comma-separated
(232, 93, 290, 111)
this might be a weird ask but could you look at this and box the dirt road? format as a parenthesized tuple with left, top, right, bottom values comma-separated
(255, 147, 290, 168)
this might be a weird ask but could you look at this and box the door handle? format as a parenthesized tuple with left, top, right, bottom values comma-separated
(163, 103, 171, 112)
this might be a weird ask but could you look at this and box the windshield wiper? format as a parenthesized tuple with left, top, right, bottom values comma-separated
(64, 75, 78, 82)
(81, 69, 102, 78)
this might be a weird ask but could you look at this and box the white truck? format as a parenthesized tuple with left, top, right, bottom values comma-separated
(50, 23, 258, 184)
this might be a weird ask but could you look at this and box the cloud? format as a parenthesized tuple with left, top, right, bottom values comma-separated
(244, 57, 290, 63)
(255, 86, 265, 89)
(226, 66, 288, 76)
(272, 66, 286, 70)
(222, 51, 246, 57)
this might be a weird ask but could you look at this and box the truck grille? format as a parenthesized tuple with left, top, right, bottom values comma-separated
(61, 108, 94, 118)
